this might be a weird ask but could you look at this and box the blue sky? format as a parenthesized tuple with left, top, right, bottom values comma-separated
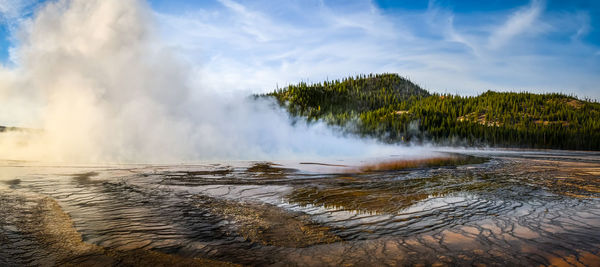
(1, 0, 599, 99)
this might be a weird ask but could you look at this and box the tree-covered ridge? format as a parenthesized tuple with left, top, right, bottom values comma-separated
(266, 73, 600, 150)
(267, 73, 429, 121)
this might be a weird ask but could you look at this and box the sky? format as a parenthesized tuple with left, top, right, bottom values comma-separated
(1, 0, 599, 99)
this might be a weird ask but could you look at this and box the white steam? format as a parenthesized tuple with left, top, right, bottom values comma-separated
(0, 0, 423, 163)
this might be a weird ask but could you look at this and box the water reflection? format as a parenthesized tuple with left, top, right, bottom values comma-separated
(0, 151, 599, 266)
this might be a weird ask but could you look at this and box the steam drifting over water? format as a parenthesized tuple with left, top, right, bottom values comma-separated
(0, 0, 426, 163)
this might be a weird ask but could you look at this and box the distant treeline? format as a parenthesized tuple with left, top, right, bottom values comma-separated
(0, 126, 40, 133)
(263, 73, 600, 150)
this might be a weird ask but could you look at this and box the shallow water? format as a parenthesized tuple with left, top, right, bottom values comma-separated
(1, 150, 600, 266)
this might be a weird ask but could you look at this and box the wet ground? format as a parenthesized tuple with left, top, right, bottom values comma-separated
(1, 150, 599, 266)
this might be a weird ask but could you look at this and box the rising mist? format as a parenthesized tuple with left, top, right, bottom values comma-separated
(0, 0, 431, 163)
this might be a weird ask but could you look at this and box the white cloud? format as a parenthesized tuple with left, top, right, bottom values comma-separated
(0, 0, 35, 21)
(152, 0, 600, 100)
(0, 0, 39, 64)
(488, 0, 544, 49)
(571, 11, 590, 41)
(0, 0, 19, 17)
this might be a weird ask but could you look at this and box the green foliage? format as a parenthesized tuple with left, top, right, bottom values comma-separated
(263, 73, 600, 150)
(266, 73, 429, 121)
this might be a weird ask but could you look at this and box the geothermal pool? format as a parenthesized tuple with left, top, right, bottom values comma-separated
(1, 150, 599, 266)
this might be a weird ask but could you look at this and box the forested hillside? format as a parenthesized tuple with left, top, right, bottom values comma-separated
(265, 73, 600, 150)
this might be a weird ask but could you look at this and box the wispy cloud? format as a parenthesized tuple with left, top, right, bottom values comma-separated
(0, 0, 36, 23)
(157, 0, 402, 95)
(152, 0, 599, 99)
(571, 11, 590, 41)
(488, 0, 544, 49)
(216, 0, 282, 42)
(0, 0, 22, 19)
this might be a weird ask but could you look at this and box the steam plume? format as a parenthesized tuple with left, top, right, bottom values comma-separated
(0, 0, 422, 163)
